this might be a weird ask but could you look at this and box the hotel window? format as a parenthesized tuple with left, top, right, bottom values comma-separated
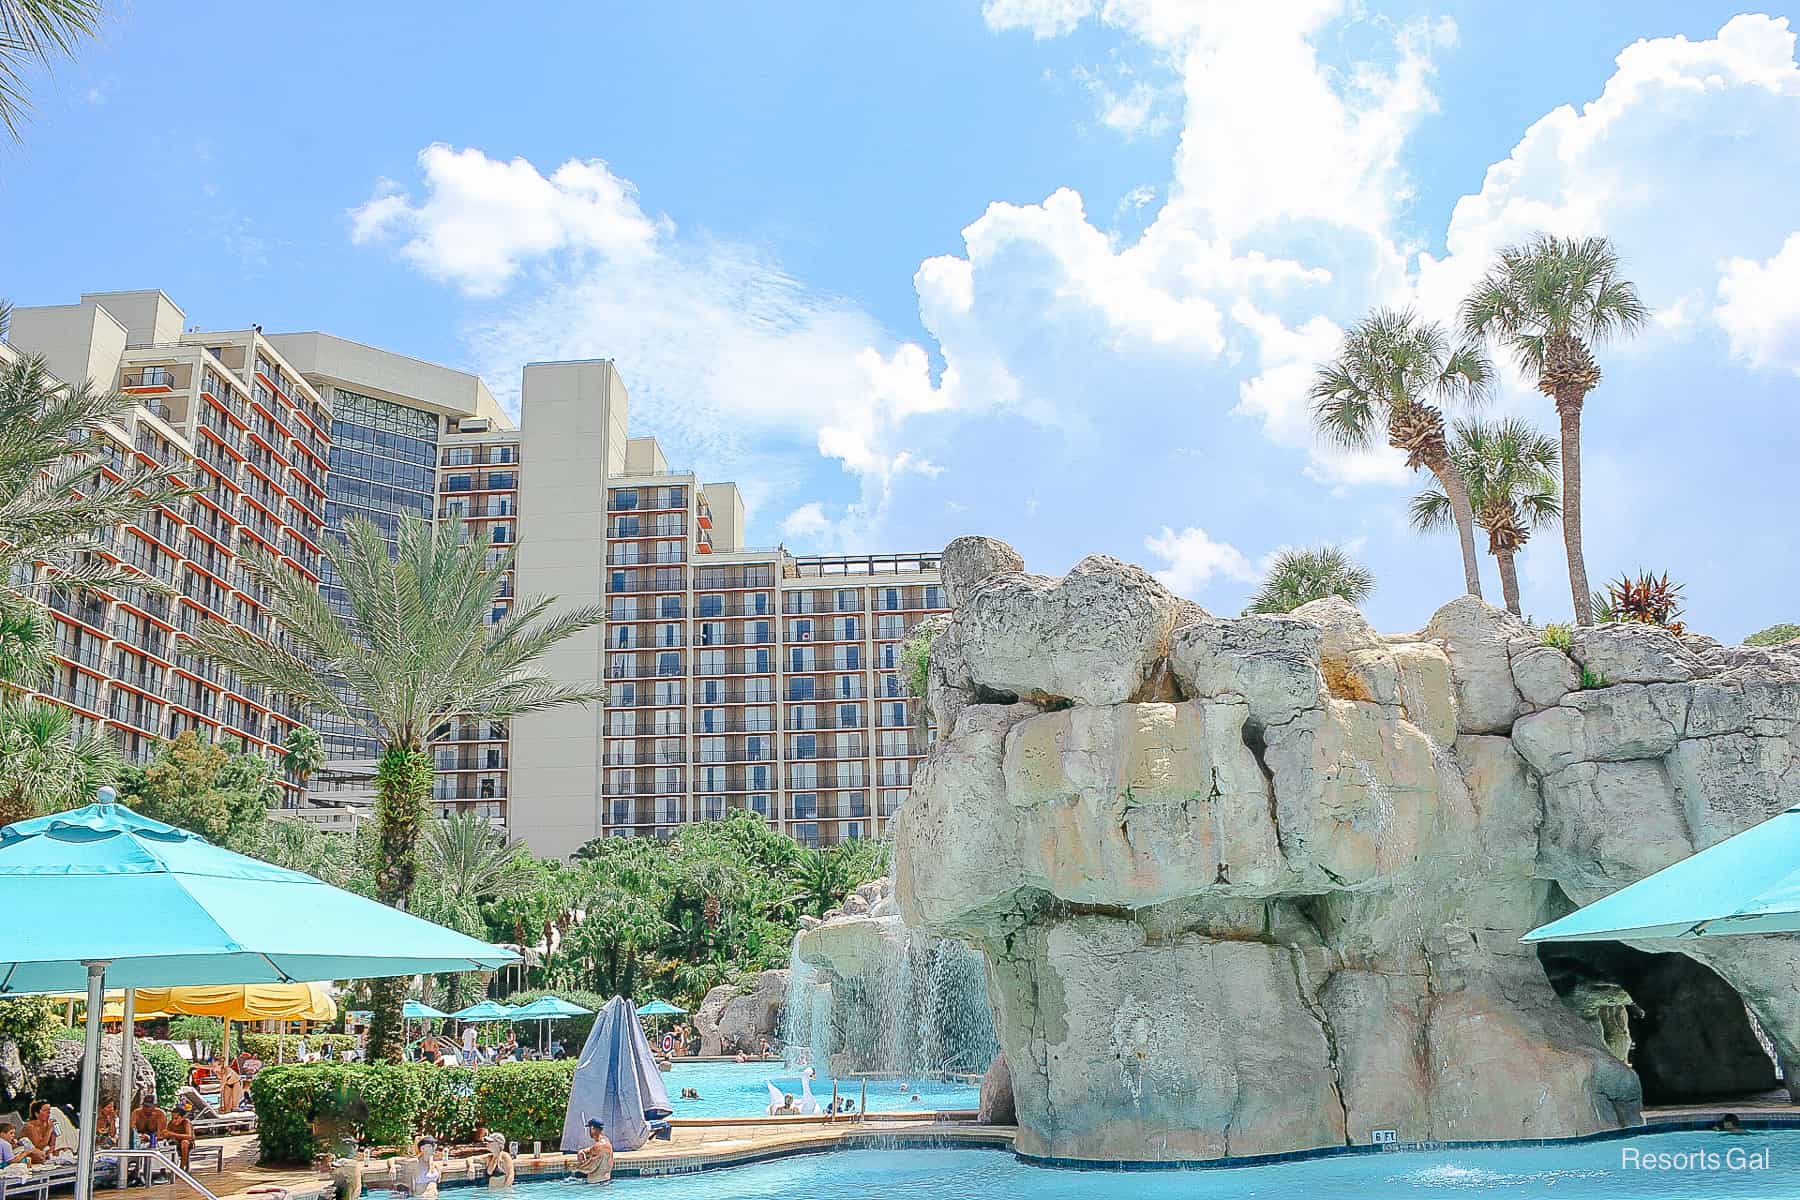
(878, 587, 901, 611)
(614, 541, 641, 564)
(699, 679, 724, 704)
(656, 622, 682, 647)
(748, 619, 771, 644)
(877, 614, 905, 640)
(698, 621, 725, 646)
(831, 616, 859, 640)
(610, 799, 631, 825)
(613, 682, 639, 706)
(653, 767, 682, 793)
(880, 673, 904, 698)
(790, 618, 815, 641)
(698, 707, 725, 734)
(835, 733, 862, 759)
(881, 701, 908, 727)
(749, 794, 771, 818)
(703, 796, 725, 821)
(745, 678, 773, 703)
(653, 680, 681, 705)
(447, 448, 474, 466)
(788, 676, 816, 701)
(612, 625, 634, 648)
(652, 709, 682, 735)
(924, 585, 943, 608)
(843, 821, 864, 840)
(749, 763, 772, 790)
(788, 704, 817, 731)
(841, 762, 867, 787)
(833, 645, 861, 670)
(655, 539, 683, 563)
(833, 674, 863, 699)
(791, 792, 818, 819)
(791, 734, 817, 760)
(700, 766, 724, 792)
(658, 595, 682, 618)
(837, 703, 862, 728)
(699, 737, 725, 764)
(878, 642, 900, 670)
(747, 592, 771, 615)
(835, 589, 858, 611)
(790, 762, 818, 789)
(613, 489, 639, 510)
(746, 734, 770, 760)
(613, 514, 641, 536)
(698, 593, 724, 617)
(656, 797, 681, 824)
(844, 792, 867, 818)
(611, 597, 638, 620)
(655, 737, 682, 763)
(653, 513, 683, 536)
(445, 474, 472, 492)
(746, 706, 772, 732)
(879, 730, 911, 756)
(793, 823, 819, 848)
(789, 646, 815, 672)
(655, 650, 681, 676)
(697, 649, 725, 676)
(444, 498, 469, 518)
(608, 652, 634, 678)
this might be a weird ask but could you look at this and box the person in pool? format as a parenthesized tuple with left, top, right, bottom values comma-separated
(1714, 1114, 1749, 1134)
(403, 1137, 444, 1198)
(774, 1094, 800, 1116)
(480, 1132, 514, 1187)
(572, 1119, 613, 1184)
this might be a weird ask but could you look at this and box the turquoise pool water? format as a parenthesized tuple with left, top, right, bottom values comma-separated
(525, 1131, 1793, 1197)
(659, 1061, 978, 1118)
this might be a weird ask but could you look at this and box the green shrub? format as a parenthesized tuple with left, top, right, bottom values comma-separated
(168, 1015, 223, 1056)
(415, 1066, 479, 1143)
(249, 1063, 424, 1165)
(249, 1060, 575, 1164)
(140, 1042, 190, 1107)
(238, 1032, 358, 1062)
(0, 998, 61, 1064)
(900, 621, 935, 700)
(1579, 666, 1611, 690)
(1746, 623, 1800, 647)
(1541, 623, 1573, 653)
(474, 1061, 576, 1145)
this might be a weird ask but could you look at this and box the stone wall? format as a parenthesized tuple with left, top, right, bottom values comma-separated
(888, 536, 1800, 1163)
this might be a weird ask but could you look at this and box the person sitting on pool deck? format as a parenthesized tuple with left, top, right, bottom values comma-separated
(131, 1092, 168, 1145)
(571, 1119, 613, 1184)
(0, 1121, 48, 1165)
(164, 1103, 196, 1171)
(21, 1102, 59, 1154)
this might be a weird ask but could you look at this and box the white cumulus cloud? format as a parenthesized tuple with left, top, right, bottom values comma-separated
(1717, 232, 1800, 376)
(1144, 525, 1260, 599)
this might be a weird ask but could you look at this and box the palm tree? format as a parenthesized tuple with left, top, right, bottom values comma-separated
(1245, 546, 1375, 615)
(1410, 418, 1560, 617)
(191, 514, 605, 1061)
(0, 695, 122, 824)
(1461, 234, 1649, 624)
(0, 596, 49, 687)
(1311, 309, 1492, 599)
(279, 724, 325, 801)
(419, 811, 530, 934)
(0, 352, 189, 600)
(0, 0, 101, 139)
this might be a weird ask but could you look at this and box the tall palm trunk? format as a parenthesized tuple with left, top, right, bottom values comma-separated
(1555, 395, 1591, 624)
(1496, 549, 1523, 617)
(367, 744, 435, 1063)
(1424, 451, 1484, 599)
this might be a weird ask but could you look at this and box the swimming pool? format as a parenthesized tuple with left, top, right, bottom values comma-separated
(658, 1061, 979, 1119)
(540, 1131, 1793, 1197)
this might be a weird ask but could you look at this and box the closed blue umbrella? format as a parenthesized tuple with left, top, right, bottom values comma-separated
(0, 798, 516, 1200)
(1525, 803, 1800, 943)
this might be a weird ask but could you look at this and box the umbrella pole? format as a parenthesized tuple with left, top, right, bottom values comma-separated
(75, 959, 108, 1200)
(117, 989, 136, 1154)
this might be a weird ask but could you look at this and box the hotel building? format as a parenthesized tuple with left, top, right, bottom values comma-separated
(4, 292, 942, 858)
(1, 291, 332, 797)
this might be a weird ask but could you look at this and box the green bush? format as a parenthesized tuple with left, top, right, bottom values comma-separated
(1746, 623, 1800, 647)
(238, 1032, 358, 1062)
(1579, 665, 1612, 690)
(168, 1015, 223, 1056)
(474, 1061, 576, 1145)
(140, 1042, 190, 1107)
(1540, 623, 1573, 652)
(249, 1063, 424, 1164)
(0, 998, 61, 1064)
(249, 1061, 575, 1164)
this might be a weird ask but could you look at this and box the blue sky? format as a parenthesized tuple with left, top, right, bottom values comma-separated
(4, 1, 1797, 639)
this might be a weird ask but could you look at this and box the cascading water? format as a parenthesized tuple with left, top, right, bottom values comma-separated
(781, 882, 998, 1078)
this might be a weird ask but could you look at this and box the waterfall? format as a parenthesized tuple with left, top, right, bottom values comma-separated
(779, 932, 833, 1068)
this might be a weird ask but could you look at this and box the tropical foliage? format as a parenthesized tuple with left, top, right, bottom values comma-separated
(1311, 308, 1491, 598)
(1462, 234, 1648, 624)
(115, 729, 280, 842)
(1745, 623, 1800, 648)
(1245, 545, 1375, 615)
(0, 0, 101, 138)
(1410, 418, 1560, 617)
(1596, 571, 1686, 634)
(188, 514, 606, 1061)
(0, 695, 122, 824)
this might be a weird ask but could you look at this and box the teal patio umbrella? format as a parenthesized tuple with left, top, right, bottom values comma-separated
(404, 1000, 450, 1019)
(452, 998, 519, 1021)
(1525, 803, 1800, 943)
(0, 798, 517, 1200)
(636, 999, 685, 1015)
(510, 994, 591, 1055)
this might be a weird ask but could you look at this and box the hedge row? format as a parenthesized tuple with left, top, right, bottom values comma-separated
(249, 1061, 576, 1164)
(237, 1032, 359, 1061)
(140, 1043, 190, 1107)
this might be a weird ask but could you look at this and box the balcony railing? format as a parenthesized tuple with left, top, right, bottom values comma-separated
(606, 577, 687, 594)
(123, 368, 178, 390)
(607, 550, 686, 566)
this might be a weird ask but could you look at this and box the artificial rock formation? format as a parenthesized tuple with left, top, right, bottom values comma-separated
(890, 537, 1800, 1163)
(694, 969, 789, 1057)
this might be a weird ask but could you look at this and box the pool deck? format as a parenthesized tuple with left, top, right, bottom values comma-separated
(116, 1096, 1800, 1198)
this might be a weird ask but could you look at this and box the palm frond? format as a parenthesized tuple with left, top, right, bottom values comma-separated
(1408, 487, 1454, 534)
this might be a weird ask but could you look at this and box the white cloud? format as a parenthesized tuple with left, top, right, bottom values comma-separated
(781, 502, 832, 540)
(1144, 525, 1260, 598)
(981, 0, 1094, 39)
(1717, 232, 1800, 376)
(1071, 63, 1173, 140)
(349, 145, 664, 297)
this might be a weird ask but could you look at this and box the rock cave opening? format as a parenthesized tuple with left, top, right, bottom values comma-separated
(1538, 936, 1783, 1105)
